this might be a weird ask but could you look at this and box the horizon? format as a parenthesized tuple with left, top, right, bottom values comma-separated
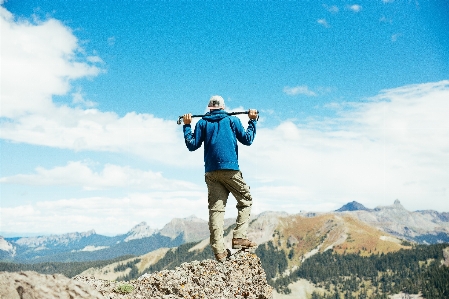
(1, 199, 445, 238)
(1, 1, 448, 235)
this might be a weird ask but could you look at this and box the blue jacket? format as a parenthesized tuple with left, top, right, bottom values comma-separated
(183, 110, 256, 173)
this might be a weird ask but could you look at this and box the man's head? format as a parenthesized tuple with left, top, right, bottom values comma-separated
(208, 95, 225, 110)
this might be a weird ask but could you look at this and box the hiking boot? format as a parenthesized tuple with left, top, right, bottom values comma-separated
(232, 238, 257, 249)
(215, 249, 231, 263)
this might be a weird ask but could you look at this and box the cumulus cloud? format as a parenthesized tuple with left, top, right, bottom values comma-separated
(0, 7, 102, 118)
(0, 161, 200, 191)
(283, 85, 317, 96)
(0, 7, 197, 166)
(240, 81, 449, 213)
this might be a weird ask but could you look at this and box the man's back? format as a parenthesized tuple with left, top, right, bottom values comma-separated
(183, 109, 256, 172)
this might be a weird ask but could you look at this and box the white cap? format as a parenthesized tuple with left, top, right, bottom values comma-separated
(208, 95, 225, 110)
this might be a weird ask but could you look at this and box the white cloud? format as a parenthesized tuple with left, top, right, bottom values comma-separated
(0, 161, 200, 191)
(2, 82, 448, 233)
(0, 108, 199, 166)
(0, 6, 199, 167)
(240, 80, 449, 213)
(0, 7, 102, 118)
(317, 19, 330, 28)
(72, 90, 97, 108)
(283, 85, 317, 96)
(0, 192, 208, 235)
(347, 4, 362, 12)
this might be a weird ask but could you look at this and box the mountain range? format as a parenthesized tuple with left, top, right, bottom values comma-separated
(1, 200, 448, 263)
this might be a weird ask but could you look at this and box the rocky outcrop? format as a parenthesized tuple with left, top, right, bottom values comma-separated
(1, 251, 272, 299)
(76, 251, 272, 299)
(0, 271, 105, 299)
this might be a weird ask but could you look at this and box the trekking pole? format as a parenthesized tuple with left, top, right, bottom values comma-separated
(176, 110, 259, 125)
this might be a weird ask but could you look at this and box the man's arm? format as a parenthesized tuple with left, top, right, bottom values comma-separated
(183, 114, 204, 151)
(233, 110, 257, 146)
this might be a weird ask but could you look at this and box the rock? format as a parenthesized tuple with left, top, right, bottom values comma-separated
(0, 271, 105, 299)
(75, 251, 273, 299)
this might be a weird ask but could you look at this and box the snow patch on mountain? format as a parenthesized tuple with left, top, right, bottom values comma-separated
(77, 246, 110, 252)
(0, 237, 15, 256)
(124, 222, 155, 242)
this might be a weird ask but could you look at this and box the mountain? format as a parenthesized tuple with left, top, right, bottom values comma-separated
(335, 201, 371, 212)
(1, 216, 230, 263)
(77, 211, 409, 281)
(3, 208, 448, 299)
(0, 237, 15, 260)
(123, 222, 155, 242)
(342, 199, 449, 243)
(2, 200, 448, 263)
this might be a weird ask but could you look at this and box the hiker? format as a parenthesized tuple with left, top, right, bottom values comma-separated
(182, 95, 258, 262)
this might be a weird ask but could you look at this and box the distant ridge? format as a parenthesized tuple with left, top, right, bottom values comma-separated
(335, 201, 370, 212)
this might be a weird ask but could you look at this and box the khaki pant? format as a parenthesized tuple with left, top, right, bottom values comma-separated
(205, 170, 253, 255)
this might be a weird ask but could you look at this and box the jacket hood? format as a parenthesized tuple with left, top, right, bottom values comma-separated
(202, 109, 229, 122)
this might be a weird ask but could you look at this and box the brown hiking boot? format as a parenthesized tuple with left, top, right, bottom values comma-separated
(232, 238, 257, 249)
(214, 249, 231, 263)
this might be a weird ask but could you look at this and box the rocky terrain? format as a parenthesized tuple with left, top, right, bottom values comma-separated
(0, 271, 105, 299)
(0, 251, 272, 299)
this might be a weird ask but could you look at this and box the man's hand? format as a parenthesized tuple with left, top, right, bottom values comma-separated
(248, 109, 258, 120)
(183, 113, 192, 125)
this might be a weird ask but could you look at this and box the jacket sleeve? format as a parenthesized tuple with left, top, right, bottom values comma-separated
(183, 122, 204, 151)
(233, 117, 256, 146)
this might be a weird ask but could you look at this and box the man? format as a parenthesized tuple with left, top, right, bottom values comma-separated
(182, 95, 258, 262)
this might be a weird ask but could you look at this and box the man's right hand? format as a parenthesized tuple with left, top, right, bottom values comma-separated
(183, 113, 192, 125)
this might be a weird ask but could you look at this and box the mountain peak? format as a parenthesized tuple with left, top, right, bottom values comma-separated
(335, 201, 370, 212)
(183, 215, 205, 222)
(375, 199, 406, 211)
(124, 222, 155, 242)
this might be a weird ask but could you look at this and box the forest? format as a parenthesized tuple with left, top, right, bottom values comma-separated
(0, 255, 134, 278)
(262, 243, 449, 299)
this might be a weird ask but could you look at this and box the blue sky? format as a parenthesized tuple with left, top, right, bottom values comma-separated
(1, 0, 448, 236)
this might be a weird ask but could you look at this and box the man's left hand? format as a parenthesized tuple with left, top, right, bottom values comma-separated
(248, 109, 258, 120)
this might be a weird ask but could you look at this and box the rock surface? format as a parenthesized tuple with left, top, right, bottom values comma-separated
(0, 271, 105, 299)
(1, 251, 272, 299)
